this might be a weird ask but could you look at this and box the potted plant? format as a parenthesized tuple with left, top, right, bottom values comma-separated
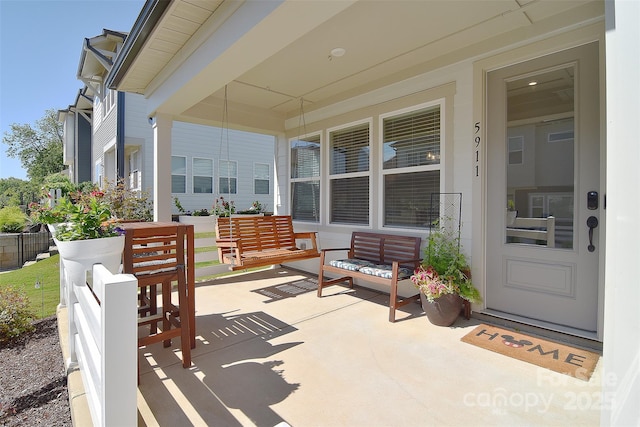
(212, 196, 235, 217)
(506, 199, 517, 226)
(30, 190, 125, 287)
(235, 200, 265, 216)
(411, 223, 481, 326)
(101, 179, 153, 222)
(176, 198, 216, 232)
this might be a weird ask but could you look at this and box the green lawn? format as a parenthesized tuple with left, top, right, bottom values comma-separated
(0, 238, 239, 319)
(0, 255, 61, 319)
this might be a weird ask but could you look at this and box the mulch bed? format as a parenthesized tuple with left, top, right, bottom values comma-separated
(0, 316, 71, 426)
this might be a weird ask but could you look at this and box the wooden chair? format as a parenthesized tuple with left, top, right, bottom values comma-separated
(122, 223, 191, 372)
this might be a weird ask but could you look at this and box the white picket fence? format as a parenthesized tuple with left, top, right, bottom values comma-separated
(59, 261, 138, 427)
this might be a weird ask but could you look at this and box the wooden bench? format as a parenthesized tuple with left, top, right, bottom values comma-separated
(317, 232, 422, 322)
(215, 215, 320, 271)
(506, 216, 556, 247)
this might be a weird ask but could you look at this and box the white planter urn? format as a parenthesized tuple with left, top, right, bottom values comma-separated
(54, 235, 125, 288)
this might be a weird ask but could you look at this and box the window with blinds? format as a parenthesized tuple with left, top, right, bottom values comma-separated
(171, 156, 186, 194)
(382, 105, 442, 228)
(329, 123, 370, 225)
(193, 158, 213, 193)
(254, 163, 270, 195)
(219, 160, 237, 194)
(291, 134, 321, 222)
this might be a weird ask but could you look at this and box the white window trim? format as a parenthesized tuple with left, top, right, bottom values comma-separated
(253, 162, 271, 195)
(129, 149, 141, 191)
(218, 159, 238, 195)
(192, 157, 214, 194)
(508, 135, 525, 165)
(377, 99, 445, 231)
(104, 87, 117, 116)
(325, 118, 373, 229)
(94, 160, 103, 188)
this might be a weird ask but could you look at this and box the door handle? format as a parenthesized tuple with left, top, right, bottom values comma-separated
(587, 216, 598, 252)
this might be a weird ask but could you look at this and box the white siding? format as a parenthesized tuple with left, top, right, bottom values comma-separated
(124, 93, 154, 194)
(93, 100, 118, 184)
(120, 93, 275, 213)
(171, 121, 275, 214)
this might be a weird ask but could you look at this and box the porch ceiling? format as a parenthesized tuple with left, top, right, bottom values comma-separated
(111, 0, 601, 132)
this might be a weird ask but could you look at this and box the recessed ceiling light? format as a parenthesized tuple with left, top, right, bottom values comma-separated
(528, 81, 538, 86)
(330, 47, 346, 57)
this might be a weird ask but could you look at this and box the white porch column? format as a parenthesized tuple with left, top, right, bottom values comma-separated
(152, 114, 173, 222)
(601, 0, 640, 425)
(274, 133, 287, 215)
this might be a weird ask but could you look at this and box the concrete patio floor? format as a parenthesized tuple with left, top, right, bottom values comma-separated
(133, 267, 603, 427)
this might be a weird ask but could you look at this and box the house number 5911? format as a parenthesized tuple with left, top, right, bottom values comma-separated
(474, 121, 480, 177)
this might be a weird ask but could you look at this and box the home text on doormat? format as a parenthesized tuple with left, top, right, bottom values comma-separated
(461, 324, 600, 381)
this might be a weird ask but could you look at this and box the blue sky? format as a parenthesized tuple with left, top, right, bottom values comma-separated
(0, 0, 145, 180)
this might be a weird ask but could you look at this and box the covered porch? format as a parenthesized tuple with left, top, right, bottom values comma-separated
(61, 266, 603, 426)
(100, 0, 640, 424)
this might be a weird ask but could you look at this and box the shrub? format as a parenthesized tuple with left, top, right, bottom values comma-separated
(0, 286, 36, 344)
(0, 206, 27, 233)
(192, 208, 210, 216)
(41, 174, 76, 198)
(101, 180, 153, 221)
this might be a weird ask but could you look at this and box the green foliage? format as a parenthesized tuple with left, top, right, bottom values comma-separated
(0, 286, 36, 344)
(237, 200, 265, 214)
(0, 177, 39, 209)
(2, 109, 64, 182)
(0, 206, 27, 232)
(102, 180, 153, 221)
(212, 196, 235, 217)
(50, 193, 121, 241)
(415, 222, 481, 304)
(192, 208, 210, 216)
(41, 174, 76, 198)
(174, 197, 186, 214)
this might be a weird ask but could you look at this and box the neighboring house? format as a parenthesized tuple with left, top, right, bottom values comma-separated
(104, 0, 637, 423)
(59, 29, 275, 215)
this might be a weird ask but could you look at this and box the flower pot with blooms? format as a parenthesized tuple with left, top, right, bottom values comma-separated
(236, 200, 266, 215)
(212, 197, 235, 217)
(411, 223, 481, 326)
(30, 190, 124, 287)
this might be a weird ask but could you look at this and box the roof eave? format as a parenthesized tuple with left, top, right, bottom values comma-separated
(106, 0, 171, 91)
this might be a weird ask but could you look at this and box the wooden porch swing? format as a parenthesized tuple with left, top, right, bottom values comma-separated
(215, 92, 319, 271)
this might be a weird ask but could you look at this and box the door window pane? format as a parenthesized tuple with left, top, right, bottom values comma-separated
(505, 67, 575, 248)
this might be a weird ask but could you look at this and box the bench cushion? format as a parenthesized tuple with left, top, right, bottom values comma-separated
(329, 259, 413, 280)
(358, 264, 413, 280)
(329, 258, 375, 271)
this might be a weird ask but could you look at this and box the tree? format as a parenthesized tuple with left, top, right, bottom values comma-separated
(0, 177, 38, 209)
(2, 109, 64, 183)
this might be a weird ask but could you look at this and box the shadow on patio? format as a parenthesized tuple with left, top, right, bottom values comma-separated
(136, 267, 603, 427)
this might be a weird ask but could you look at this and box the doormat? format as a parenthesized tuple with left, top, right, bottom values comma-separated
(252, 278, 318, 303)
(461, 324, 600, 381)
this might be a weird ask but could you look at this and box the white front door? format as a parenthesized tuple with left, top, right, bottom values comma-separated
(486, 43, 602, 335)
